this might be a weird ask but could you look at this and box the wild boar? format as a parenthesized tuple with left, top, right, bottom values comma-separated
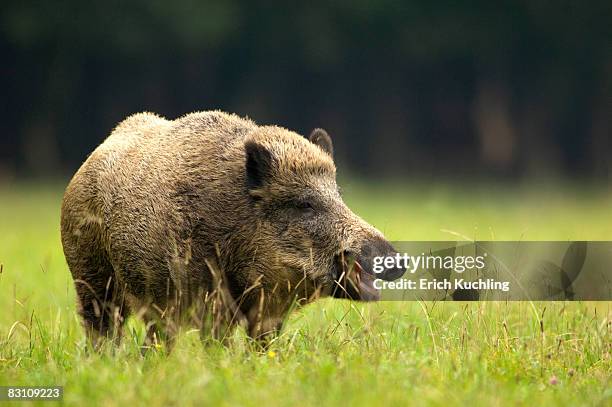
(60, 111, 403, 346)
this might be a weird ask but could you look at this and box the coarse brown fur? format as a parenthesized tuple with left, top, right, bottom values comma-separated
(60, 111, 402, 347)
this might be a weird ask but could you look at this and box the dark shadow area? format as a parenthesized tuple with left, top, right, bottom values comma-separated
(1, 1, 610, 180)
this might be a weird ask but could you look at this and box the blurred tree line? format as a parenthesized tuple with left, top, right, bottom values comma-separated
(1, 1, 610, 179)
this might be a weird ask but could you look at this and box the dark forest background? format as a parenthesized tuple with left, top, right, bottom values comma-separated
(1, 1, 611, 180)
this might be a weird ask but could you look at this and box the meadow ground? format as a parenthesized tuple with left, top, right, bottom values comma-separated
(0, 180, 610, 406)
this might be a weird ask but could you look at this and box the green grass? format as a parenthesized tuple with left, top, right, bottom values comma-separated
(0, 181, 610, 406)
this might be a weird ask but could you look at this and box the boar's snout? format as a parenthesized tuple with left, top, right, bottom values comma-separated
(332, 237, 405, 302)
(357, 238, 406, 282)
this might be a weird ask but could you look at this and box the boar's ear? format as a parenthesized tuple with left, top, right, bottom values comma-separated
(309, 128, 333, 158)
(245, 140, 273, 192)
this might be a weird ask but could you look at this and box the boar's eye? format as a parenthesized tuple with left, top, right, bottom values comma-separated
(294, 200, 315, 217)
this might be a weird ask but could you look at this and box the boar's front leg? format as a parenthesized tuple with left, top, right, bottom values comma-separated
(246, 288, 284, 346)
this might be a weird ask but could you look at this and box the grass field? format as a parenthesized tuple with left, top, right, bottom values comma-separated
(0, 181, 610, 406)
